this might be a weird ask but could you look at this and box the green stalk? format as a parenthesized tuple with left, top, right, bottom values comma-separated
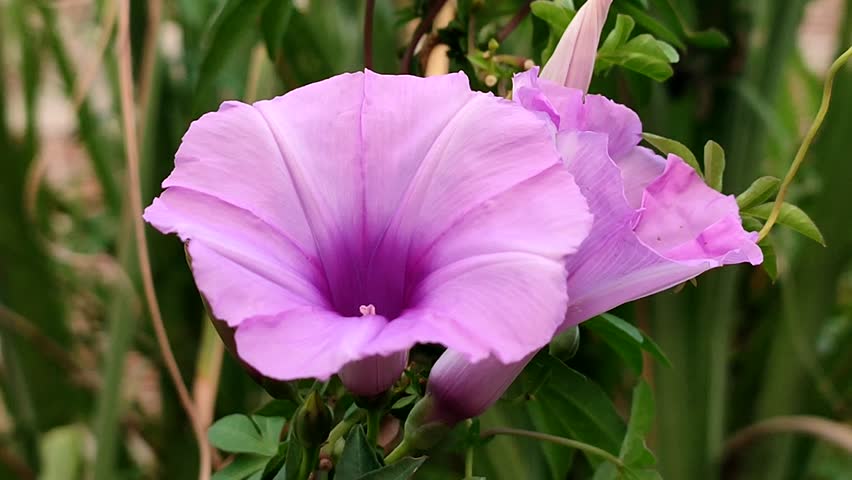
(757, 45, 852, 241)
(92, 216, 138, 480)
(479, 428, 625, 470)
(0, 340, 40, 470)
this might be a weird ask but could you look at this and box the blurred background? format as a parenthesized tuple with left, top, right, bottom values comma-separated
(0, 0, 850, 478)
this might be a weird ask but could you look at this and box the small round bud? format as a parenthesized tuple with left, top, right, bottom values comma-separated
(484, 75, 498, 87)
(549, 326, 581, 361)
(294, 391, 333, 448)
(523, 59, 536, 70)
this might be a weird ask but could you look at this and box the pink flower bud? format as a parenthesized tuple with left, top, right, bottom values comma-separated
(540, 0, 613, 92)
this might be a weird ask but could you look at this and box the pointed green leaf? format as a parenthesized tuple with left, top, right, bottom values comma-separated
(523, 353, 626, 467)
(600, 15, 636, 53)
(355, 457, 427, 480)
(597, 34, 675, 82)
(260, 0, 294, 60)
(642, 133, 702, 176)
(759, 239, 778, 282)
(272, 431, 302, 480)
(208, 414, 278, 456)
(252, 415, 286, 445)
(196, 0, 271, 96)
(736, 176, 781, 210)
(584, 314, 671, 373)
(211, 455, 268, 480)
(703, 140, 726, 191)
(744, 202, 826, 245)
(530, 0, 575, 32)
(621, 382, 655, 467)
(584, 315, 643, 373)
(254, 399, 298, 419)
(655, 40, 680, 63)
(612, 2, 685, 49)
(336, 426, 381, 480)
(687, 28, 729, 48)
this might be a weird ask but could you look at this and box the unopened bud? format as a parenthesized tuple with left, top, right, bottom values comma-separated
(294, 391, 333, 448)
(549, 326, 580, 361)
(484, 75, 498, 87)
(400, 395, 452, 451)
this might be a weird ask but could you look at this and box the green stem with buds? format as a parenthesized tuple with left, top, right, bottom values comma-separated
(758, 45, 852, 242)
(480, 427, 624, 470)
(320, 409, 366, 457)
(383, 438, 414, 464)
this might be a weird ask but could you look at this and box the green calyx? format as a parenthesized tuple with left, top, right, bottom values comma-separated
(294, 390, 333, 448)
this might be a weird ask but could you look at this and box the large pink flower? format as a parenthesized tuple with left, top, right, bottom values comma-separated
(143, 71, 592, 396)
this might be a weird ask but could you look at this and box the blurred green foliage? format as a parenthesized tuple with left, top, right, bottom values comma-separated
(0, 0, 850, 479)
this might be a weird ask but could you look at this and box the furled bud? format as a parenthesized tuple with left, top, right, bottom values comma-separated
(424, 350, 533, 426)
(294, 390, 333, 448)
(549, 325, 581, 361)
(540, 0, 613, 92)
(339, 351, 408, 397)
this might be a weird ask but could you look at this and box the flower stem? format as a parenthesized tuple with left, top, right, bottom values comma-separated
(383, 438, 413, 464)
(757, 44, 852, 242)
(320, 409, 366, 457)
(480, 427, 624, 469)
(367, 409, 382, 447)
(464, 445, 474, 478)
(297, 446, 319, 480)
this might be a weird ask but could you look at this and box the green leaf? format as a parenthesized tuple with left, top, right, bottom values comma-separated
(613, 2, 685, 50)
(260, 0, 293, 60)
(600, 15, 636, 53)
(530, 0, 575, 32)
(744, 203, 826, 245)
(655, 40, 680, 63)
(584, 314, 671, 373)
(524, 353, 626, 467)
(252, 415, 286, 445)
(597, 34, 676, 82)
(758, 239, 778, 282)
(272, 431, 302, 480)
(391, 395, 418, 410)
(355, 457, 427, 480)
(687, 28, 729, 49)
(336, 425, 381, 480)
(208, 414, 278, 456)
(703, 140, 726, 191)
(254, 399, 298, 418)
(736, 176, 781, 210)
(642, 133, 702, 176)
(211, 455, 268, 480)
(593, 381, 660, 480)
(584, 315, 643, 373)
(530, 0, 576, 63)
(621, 382, 655, 467)
(196, 0, 270, 96)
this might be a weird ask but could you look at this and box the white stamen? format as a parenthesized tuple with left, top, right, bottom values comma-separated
(359, 304, 376, 316)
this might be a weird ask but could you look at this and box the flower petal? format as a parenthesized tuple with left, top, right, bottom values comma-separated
(369, 251, 571, 364)
(234, 309, 388, 381)
(561, 132, 761, 328)
(144, 188, 328, 326)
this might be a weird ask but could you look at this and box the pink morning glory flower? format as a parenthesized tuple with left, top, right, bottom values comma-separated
(143, 70, 593, 396)
(423, 70, 763, 425)
(421, 0, 761, 425)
